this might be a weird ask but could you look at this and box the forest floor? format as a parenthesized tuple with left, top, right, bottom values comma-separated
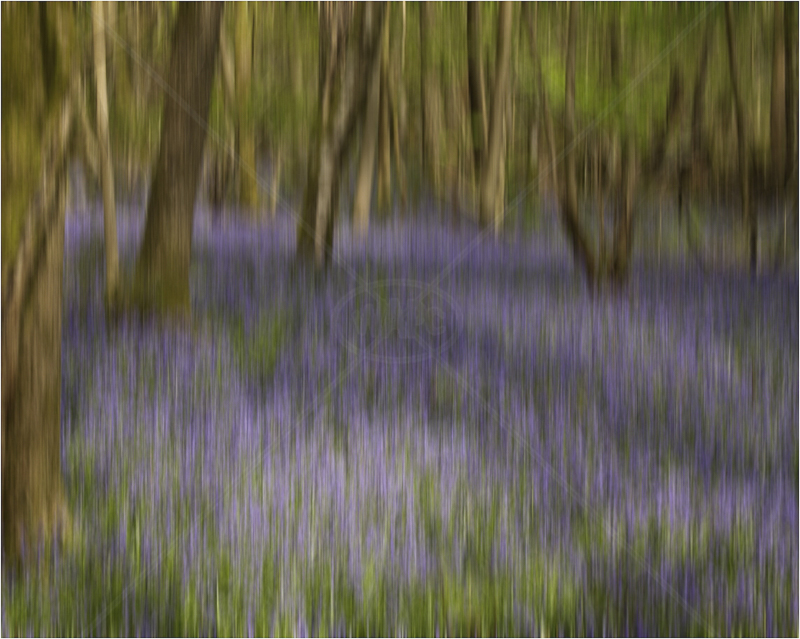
(2, 202, 797, 636)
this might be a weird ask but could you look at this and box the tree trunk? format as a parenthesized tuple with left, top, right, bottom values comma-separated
(419, 2, 442, 196)
(784, 1, 798, 198)
(133, 3, 223, 315)
(353, 8, 387, 238)
(467, 2, 487, 178)
(236, 2, 258, 210)
(389, 49, 408, 213)
(93, 1, 120, 310)
(2, 3, 75, 562)
(611, 136, 636, 279)
(377, 12, 392, 214)
(298, 3, 386, 266)
(770, 2, 787, 191)
(724, 2, 757, 272)
(560, 4, 597, 282)
(479, 1, 514, 232)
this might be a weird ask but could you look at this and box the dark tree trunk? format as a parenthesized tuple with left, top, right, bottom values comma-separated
(467, 2, 487, 178)
(784, 1, 798, 199)
(611, 136, 636, 280)
(133, 3, 223, 315)
(770, 1, 787, 191)
(678, 17, 714, 225)
(560, 4, 597, 282)
(724, 2, 757, 272)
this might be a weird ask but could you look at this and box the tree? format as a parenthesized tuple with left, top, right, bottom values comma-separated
(235, 1, 258, 210)
(132, 3, 224, 315)
(467, 2, 488, 179)
(93, 0, 120, 310)
(352, 6, 388, 239)
(479, 1, 514, 232)
(296, 3, 386, 267)
(2, 3, 75, 564)
(559, 3, 598, 282)
(419, 2, 442, 197)
(770, 1, 786, 192)
(724, 2, 757, 272)
(784, 1, 798, 200)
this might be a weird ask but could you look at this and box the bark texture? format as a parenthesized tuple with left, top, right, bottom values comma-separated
(2, 67, 74, 564)
(559, 4, 598, 282)
(93, 0, 120, 309)
(296, 3, 387, 267)
(479, 1, 514, 232)
(770, 2, 787, 190)
(236, 2, 258, 210)
(467, 2, 487, 178)
(352, 8, 387, 239)
(133, 3, 224, 314)
(724, 2, 757, 272)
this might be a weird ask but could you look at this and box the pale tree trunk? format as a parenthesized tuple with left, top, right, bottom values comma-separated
(236, 2, 258, 211)
(269, 150, 282, 219)
(352, 8, 387, 239)
(467, 2, 487, 178)
(298, 3, 386, 266)
(133, 3, 223, 315)
(2, 3, 74, 564)
(479, 1, 514, 232)
(770, 2, 787, 191)
(377, 10, 392, 214)
(389, 36, 408, 213)
(215, 13, 237, 209)
(93, 1, 119, 310)
(724, 2, 757, 272)
(523, 4, 539, 211)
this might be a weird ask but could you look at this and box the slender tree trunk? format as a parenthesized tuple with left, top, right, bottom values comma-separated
(770, 2, 787, 191)
(389, 55, 408, 213)
(560, 4, 597, 282)
(133, 3, 223, 315)
(724, 2, 757, 272)
(353, 9, 386, 239)
(467, 2, 487, 178)
(300, 3, 386, 266)
(236, 2, 258, 210)
(479, 1, 514, 232)
(377, 12, 392, 214)
(419, 2, 441, 195)
(785, 1, 798, 199)
(93, 1, 119, 310)
(269, 149, 282, 219)
(677, 14, 714, 228)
